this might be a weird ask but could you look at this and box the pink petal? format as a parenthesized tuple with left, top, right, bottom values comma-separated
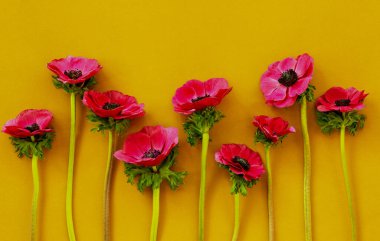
(295, 54, 314, 78)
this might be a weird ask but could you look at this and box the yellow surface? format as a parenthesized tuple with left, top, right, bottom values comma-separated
(0, 0, 379, 240)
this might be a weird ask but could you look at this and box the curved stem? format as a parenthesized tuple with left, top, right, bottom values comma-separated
(300, 96, 312, 241)
(340, 125, 357, 241)
(232, 193, 240, 241)
(150, 185, 160, 241)
(31, 154, 39, 241)
(199, 131, 209, 241)
(265, 145, 274, 241)
(104, 130, 114, 241)
(66, 93, 77, 241)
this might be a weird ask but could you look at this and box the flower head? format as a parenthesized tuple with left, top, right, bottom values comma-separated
(215, 144, 265, 181)
(172, 78, 232, 115)
(253, 115, 295, 143)
(83, 90, 145, 120)
(114, 126, 178, 167)
(2, 109, 53, 138)
(47, 56, 102, 84)
(260, 53, 314, 108)
(316, 87, 368, 113)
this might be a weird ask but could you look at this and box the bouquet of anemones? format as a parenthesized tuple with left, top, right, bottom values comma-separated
(2, 109, 54, 241)
(47, 56, 102, 241)
(316, 86, 368, 241)
(114, 125, 187, 241)
(172, 78, 232, 241)
(253, 115, 295, 241)
(215, 144, 265, 241)
(82, 90, 144, 241)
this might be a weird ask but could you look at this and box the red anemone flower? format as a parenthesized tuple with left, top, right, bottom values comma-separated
(215, 144, 265, 181)
(316, 87, 368, 113)
(83, 90, 145, 119)
(114, 126, 178, 167)
(47, 56, 102, 84)
(172, 78, 232, 115)
(253, 115, 295, 143)
(2, 109, 53, 138)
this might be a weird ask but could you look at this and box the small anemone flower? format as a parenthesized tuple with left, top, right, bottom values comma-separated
(259, 53, 315, 241)
(2, 109, 54, 241)
(316, 87, 368, 113)
(82, 89, 145, 241)
(253, 115, 295, 241)
(172, 78, 232, 241)
(114, 125, 186, 241)
(316, 86, 368, 241)
(48, 56, 102, 241)
(215, 144, 265, 241)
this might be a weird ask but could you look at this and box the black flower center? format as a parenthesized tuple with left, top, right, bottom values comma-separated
(191, 95, 210, 103)
(25, 123, 40, 132)
(102, 102, 121, 110)
(335, 99, 351, 106)
(232, 156, 250, 171)
(278, 69, 298, 87)
(143, 149, 161, 158)
(64, 69, 83, 80)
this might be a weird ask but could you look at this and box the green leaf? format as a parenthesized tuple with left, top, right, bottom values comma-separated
(316, 110, 366, 135)
(183, 107, 224, 146)
(52, 76, 96, 96)
(124, 146, 187, 192)
(10, 132, 55, 159)
(218, 164, 258, 196)
(86, 110, 130, 133)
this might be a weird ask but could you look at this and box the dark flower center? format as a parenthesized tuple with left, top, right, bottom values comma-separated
(191, 95, 210, 103)
(232, 156, 250, 171)
(143, 149, 161, 158)
(335, 99, 351, 106)
(278, 69, 298, 87)
(25, 123, 40, 132)
(64, 69, 83, 80)
(102, 102, 121, 110)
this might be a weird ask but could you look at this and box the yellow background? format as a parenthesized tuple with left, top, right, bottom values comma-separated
(0, 0, 379, 240)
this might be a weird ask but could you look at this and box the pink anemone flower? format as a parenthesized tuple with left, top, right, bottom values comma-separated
(260, 53, 314, 108)
(47, 56, 102, 84)
(316, 87, 368, 113)
(172, 78, 232, 115)
(83, 90, 145, 120)
(2, 109, 53, 138)
(215, 144, 265, 181)
(114, 126, 178, 167)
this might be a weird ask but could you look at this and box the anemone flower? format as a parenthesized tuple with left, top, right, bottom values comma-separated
(215, 144, 265, 241)
(48, 56, 101, 241)
(316, 86, 368, 241)
(115, 126, 186, 241)
(260, 53, 314, 241)
(2, 109, 54, 241)
(253, 115, 295, 241)
(172, 78, 232, 241)
(83, 90, 144, 241)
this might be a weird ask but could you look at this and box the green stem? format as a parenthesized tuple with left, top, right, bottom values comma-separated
(340, 125, 357, 241)
(199, 131, 209, 241)
(31, 154, 39, 241)
(265, 145, 274, 241)
(66, 93, 77, 241)
(300, 96, 312, 241)
(150, 184, 160, 241)
(104, 130, 114, 241)
(231, 193, 240, 241)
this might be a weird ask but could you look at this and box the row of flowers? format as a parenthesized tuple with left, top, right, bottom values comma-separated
(2, 54, 367, 241)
